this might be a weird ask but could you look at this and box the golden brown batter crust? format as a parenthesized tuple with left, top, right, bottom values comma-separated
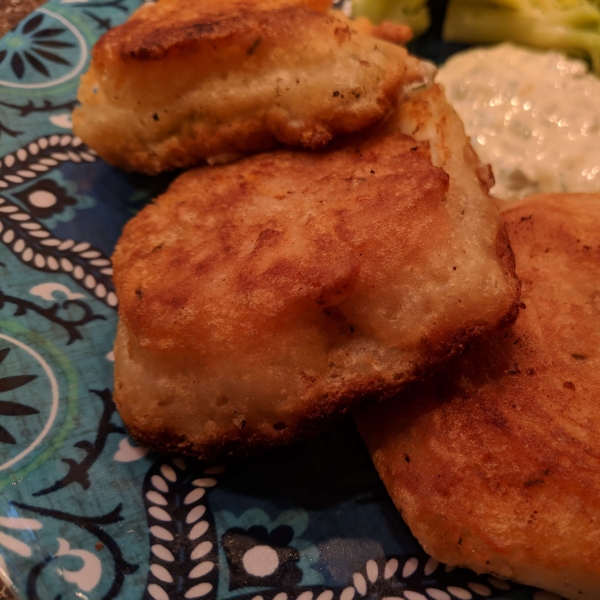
(358, 193, 600, 600)
(112, 86, 520, 461)
(73, 0, 423, 174)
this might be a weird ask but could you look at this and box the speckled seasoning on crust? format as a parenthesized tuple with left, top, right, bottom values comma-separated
(112, 84, 520, 460)
(72, 0, 427, 174)
(358, 193, 600, 600)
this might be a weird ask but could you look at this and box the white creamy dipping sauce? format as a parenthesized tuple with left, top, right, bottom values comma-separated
(437, 43, 600, 200)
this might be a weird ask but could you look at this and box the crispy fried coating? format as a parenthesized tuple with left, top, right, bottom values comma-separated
(72, 0, 424, 175)
(351, 16, 413, 44)
(112, 85, 520, 460)
(358, 193, 600, 600)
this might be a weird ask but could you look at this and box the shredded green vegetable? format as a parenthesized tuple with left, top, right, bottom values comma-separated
(352, 0, 431, 37)
(443, 0, 600, 73)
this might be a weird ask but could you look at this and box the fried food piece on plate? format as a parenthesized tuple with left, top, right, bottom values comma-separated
(112, 84, 520, 460)
(358, 193, 600, 600)
(72, 0, 426, 175)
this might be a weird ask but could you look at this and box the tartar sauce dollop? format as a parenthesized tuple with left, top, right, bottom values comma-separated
(437, 43, 600, 200)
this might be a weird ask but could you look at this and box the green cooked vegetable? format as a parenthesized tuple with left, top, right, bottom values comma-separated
(353, 0, 431, 37)
(443, 0, 600, 73)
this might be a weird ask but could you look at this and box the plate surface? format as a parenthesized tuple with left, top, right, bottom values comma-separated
(0, 2, 558, 599)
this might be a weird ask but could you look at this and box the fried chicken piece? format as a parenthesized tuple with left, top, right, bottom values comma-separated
(72, 0, 424, 175)
(112, 84, 520, 460)
(358, 193, 600, 600)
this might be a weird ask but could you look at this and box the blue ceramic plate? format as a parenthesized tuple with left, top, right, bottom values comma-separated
(0, 3, 562, 600)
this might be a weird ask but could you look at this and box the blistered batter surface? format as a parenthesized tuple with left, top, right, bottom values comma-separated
(112, 86, 520, 459)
